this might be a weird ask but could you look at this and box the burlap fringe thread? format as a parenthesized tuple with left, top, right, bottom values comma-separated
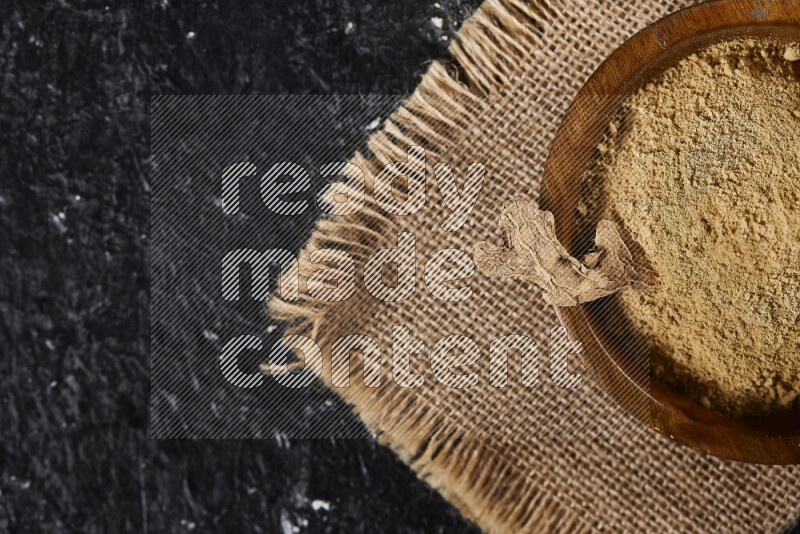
(270, 0, 599, 532)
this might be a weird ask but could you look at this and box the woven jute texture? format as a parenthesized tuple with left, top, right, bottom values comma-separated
(270, 0, 800, 532)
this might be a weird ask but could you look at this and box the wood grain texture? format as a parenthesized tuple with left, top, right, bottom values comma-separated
(542, 0, 800, 465)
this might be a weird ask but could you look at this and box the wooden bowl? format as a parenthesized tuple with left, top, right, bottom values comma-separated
(540, 0, 800, 464)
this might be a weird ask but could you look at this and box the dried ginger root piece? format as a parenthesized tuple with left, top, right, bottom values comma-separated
(474, 198, 650, 307)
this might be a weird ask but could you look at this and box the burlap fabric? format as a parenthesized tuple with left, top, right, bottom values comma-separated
(270, 0, 800, 532)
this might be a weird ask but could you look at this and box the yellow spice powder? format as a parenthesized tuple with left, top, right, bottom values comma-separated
(580, 39, 800, 416)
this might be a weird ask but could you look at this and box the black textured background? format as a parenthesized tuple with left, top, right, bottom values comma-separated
(1, 0, 485, 532)
(1, 0, 798, 533)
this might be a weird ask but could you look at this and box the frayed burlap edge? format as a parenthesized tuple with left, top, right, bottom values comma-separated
(269, 0, 600, 532)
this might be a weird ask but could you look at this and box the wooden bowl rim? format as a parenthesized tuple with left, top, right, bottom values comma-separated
(541, 0, 800, 464)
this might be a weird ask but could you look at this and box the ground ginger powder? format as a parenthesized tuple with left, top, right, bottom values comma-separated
(580, 40, 800, 416)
